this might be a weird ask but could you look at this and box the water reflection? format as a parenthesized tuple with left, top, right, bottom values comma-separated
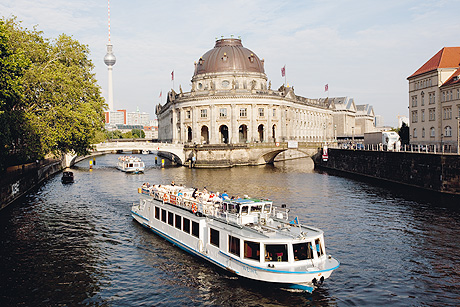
(0, 154, 459, 306)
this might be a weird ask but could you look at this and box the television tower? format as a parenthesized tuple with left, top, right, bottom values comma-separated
(104, 0, 116, 120)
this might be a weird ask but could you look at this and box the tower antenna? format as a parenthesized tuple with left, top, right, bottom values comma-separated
(104, 0, 116, 120)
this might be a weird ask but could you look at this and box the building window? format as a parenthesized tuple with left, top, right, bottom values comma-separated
(210, 228, 219, 247)
(244, 240, 260, 261)
(421, 109, 425, 122)
(413, 128, 417, 138)
(155, 206, 160, 219)
(258, 108, 264, 117)
(421, 94, 424, 106)
(422, 127, 425, 138)
(200, 109, 207, 118)
(229, 235, 240, 257)
(239, 108, 247, 117)
(411, 111, 418, 123)
(183, 218, 190, 234)
(219, 108, 227, 117)
(191, 221, 199, 238)
(168, 211, 174, 226)
(457, 89, 459, 99)
(442, 91, 445, 102)
(430, 127, 435, 137)
(429, 108, 436, 121)
(443, 107, 452, 120)
(186, 110, 191, 119)
(429, 79, 432, 86)
(273, 108, 276, 117)
(450, 90, 453, 100)
(445, 126, 452, 137)
(429, 92, 435, 104)
(411, 96, 417, 107)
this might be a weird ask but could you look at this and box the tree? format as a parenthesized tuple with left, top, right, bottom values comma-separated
(0, 17, 106, 169)
(398, 122, 410, 145)
(132, 128, 145, 138)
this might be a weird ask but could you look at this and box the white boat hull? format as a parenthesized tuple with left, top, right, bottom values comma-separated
(131, 194, 339, 292)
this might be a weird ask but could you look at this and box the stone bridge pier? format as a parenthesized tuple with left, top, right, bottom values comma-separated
(183, 143, 319, 168)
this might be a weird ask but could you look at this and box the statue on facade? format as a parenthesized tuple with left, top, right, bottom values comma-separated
(268, 81, 271, 90)
(251, 80, 256, 90)
(179, 85, 183, 94)
(210, 81, 214, 90)
(232, 79, 236, 89)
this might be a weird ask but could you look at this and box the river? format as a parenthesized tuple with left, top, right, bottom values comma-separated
(0, 154, 459, 306)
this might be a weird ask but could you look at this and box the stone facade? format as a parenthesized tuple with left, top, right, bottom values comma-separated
(157, 38, 334, 145)
(408, 47, 460, 152)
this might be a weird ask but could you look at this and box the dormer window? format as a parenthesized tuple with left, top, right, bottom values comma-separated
(248, 53, 254, 63)
(199, 57, 204, 65)
(222, 52, 228, 62)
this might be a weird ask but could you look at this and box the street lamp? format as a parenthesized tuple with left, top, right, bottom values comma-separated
(441, 133, 444, 154)
(334, 124, 337, 143)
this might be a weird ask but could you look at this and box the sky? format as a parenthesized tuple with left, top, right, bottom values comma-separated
(1, 0, 459, 126)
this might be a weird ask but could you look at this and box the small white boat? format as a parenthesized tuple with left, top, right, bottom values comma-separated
(131, 184, 339, 292)
(117, 156, 145, 173)
(142, 149, 150, 155)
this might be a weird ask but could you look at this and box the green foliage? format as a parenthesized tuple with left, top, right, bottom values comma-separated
(0, 16, 106, 170)
(131, 129, 145, 138)
(122, 131, 133, 139)
(398, 122, 410, 144)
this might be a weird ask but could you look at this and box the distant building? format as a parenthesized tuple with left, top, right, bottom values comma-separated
(374, 115, 384, 128)
(407, 47, 460, 152)
(127, 109, 150, 126)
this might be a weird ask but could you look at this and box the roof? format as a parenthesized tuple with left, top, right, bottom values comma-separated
(441, 66, 460, 87)
(408, 47, 460, 79)
(193, 38, 265, 77)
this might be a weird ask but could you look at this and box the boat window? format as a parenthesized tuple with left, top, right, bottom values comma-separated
(315, 238, 324, 257)
(168, 212, 174, 226)
(251, 205, 262, 213)
(265, 244, 288, 262)
(192, 221, 199, 238)
(183, 218, 190, 234)
(229, 235, 240, 257)
(210, 228, 219, 247)
(244, 240, 260, 261)
(293, 242, 313, 261)
(155, 206, 160, 219)
(175, 214, 181, 229)
(241, 206, 249, 215)
(264, 204, 271, 214)
(161, 209, 167, 223)
(129, 163, 133, 167)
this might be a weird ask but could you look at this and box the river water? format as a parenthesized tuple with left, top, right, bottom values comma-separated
(0, 154, 459, 306)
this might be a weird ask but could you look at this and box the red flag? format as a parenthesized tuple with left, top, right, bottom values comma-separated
(325, 84, 328, 92)
(281, 65, 285, 77)
(171, 70, 174, 81)
(159, 90, 162, 98)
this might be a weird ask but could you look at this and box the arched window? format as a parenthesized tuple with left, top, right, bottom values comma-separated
(413, 128, 417, 138)
(430, 127, 435, 137)
(445, 126, 452, 137)
(239, 125, 248, 143)
(258, 124, 264, 142)
(219, 125, 229, 144)
(187, 127, 192, 143)
(201, 126, 209, 144)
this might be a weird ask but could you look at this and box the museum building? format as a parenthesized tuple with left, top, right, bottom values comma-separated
(156, 38, 335, 145)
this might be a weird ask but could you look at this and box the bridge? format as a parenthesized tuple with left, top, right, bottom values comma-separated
(62, 141, 323, 168)
(94, 141, 186, 164)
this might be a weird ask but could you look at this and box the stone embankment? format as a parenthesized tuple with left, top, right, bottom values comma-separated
(313, 148, 460, 195)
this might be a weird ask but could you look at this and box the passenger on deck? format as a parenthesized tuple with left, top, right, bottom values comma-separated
(221, 190, 229, 199)
(192, 188, 198, 199)
(171, 181, 175, 186)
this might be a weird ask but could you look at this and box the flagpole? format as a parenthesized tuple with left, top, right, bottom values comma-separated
(285, 65, 287, 86)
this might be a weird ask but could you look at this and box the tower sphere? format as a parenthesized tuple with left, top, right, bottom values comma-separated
(104, 43, 116, 66)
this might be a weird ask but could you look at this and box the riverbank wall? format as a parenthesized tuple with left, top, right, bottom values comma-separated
(313, 148, 460, 195)
(0, 159, 65, 210)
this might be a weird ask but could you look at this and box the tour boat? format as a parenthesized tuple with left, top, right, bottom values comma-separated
(117, 156, 145, 173)
(61, 171, 74, 183)
(131, 184, 339, 292)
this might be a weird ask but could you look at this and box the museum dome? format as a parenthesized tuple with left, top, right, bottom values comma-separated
(193, 38, 265, 77)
